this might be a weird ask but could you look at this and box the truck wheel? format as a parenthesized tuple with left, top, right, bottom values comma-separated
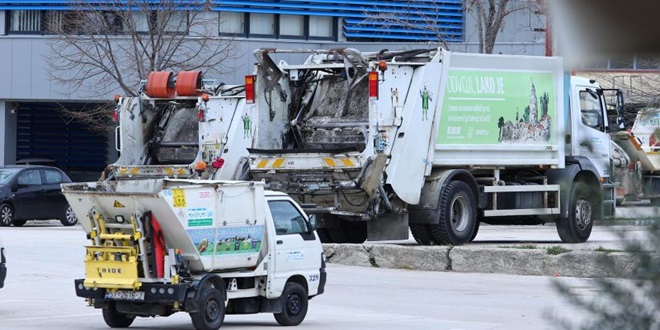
(429, 181, 477, 245)
(190, 287, 226, 330)
(556, 182, 595, 243)
(650, 198, 660, 207)
(0, 203, 13, 227)
(102, 302, 135, 328)
(345, 222, 367, 244)
(410, 224, 433, 245)
(60, 205, 78, 226)
(468, 221, 480, 242)
(274, 282, 308, 326)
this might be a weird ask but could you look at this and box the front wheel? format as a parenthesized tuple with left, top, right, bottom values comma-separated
(102, 302, 135, 328)
(429, 181, 477, 245)
(274, 282, 309, 326)
(556, 182, 596, 243)
(190, 287, 226, 330)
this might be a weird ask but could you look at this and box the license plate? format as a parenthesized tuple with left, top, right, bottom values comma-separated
(105, 290, 145, 301)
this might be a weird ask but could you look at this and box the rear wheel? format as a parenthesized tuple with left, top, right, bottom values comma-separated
(0, 204, 13, 227)
(190, 287, 226, 330)
(60, 205, 78, 226)
(429, 181, 477, 245)
(274, 282, 308, 326)
(102, 302, 135, 328)
(410, 224, 433, 245)
(557, 182, 595, 243)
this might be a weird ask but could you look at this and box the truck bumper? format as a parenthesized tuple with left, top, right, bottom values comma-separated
(74, 279, 189, 303)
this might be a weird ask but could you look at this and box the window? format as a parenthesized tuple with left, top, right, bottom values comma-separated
(44, 169, 63, 184)
(579, 90, 604, 131)
(249, 13, 275, 36)
(309, 15, 334, 39)
(160, 11, 188, 33)
(9, 10, 42, 33)
(219, 12, 246, 35)
(279, 15, 304, 38)
(268, 200, 309, 235)
(17, 170, 42, 186)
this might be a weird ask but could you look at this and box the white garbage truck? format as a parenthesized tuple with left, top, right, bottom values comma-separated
(240, 47, 627, 245)
(62, 179, 325, 330)
(107, 70, 252, 181)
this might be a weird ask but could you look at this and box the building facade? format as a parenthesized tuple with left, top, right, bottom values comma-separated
(0, 0, 546, 179)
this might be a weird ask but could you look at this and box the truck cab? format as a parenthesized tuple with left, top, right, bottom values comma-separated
(63, 179, 325, 330)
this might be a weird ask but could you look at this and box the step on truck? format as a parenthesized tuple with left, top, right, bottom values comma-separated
(107, 70, 252, 181)
(242, 47, 628, 245)
(62, 179, 325, 330)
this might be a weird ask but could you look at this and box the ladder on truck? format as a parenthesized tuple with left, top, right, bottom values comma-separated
(83, 209, 152, 290)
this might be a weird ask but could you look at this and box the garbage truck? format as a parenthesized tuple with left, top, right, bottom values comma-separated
(610, 107, 660, 205)
(240, 47, 626, 245)
(107, 70, 252, 181)
(62, 179, 325, 330)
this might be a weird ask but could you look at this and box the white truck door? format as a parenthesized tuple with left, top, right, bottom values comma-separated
(573, 86, 611, 177)
(268, 199, 321, 282)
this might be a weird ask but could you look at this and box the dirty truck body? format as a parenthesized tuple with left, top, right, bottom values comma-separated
(245, 48, 617, 245)
(610, 107, 660, 205)
(109, 71, 252, 181)
(63, 179, 325, 330)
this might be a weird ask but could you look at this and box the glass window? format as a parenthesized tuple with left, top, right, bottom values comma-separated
(126, 12, 151, 33)
(10, 10, 42, 32)
(0, 169, 21, 185)
(160, 11, 188, 32)
(17, 170, 42, 186)
(44, 169, 63, 184)
(268, 200, 308, 235)
(219, 12, 245, 35)
(250, 13, 275, 36)
(309, 16, 333, 38)
(579, 90, 604, 131)
(280, 15, 304, 37)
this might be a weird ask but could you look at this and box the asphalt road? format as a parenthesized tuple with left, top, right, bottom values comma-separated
(0, 222, 617, 330)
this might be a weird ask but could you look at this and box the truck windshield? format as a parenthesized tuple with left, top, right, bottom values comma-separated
(268, 200, 309, 235)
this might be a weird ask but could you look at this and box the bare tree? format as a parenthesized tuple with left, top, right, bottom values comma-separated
(45, 0, 233, 98)
(465, 0, 542, 54)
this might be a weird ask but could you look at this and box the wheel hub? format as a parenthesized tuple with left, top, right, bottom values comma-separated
(575, 198, 592, 229)
(450, 195, 469, 232)
(205, 300, 220, 321)
(287, 294, 302, 316)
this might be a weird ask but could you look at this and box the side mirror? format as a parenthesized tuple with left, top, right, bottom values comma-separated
(307, 214, 318, 232)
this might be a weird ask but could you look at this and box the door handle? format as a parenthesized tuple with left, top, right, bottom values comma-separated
(276, 240, 283, 245)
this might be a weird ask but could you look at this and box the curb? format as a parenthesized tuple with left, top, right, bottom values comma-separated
(323, 243, 641, 278)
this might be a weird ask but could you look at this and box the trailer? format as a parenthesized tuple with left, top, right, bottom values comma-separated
(240, 47, 623, 245)
(63, 179, 325, 330)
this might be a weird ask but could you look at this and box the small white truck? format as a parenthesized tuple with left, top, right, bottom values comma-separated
(108, 70, 252, 181)
(62, 179, 325, 330)
(241, 47, 628, 245)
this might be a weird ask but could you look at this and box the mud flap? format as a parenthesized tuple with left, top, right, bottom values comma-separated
(367, 212, 409, 241)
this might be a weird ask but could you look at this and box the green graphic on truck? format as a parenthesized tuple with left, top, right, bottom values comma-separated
(437, 69, 556, 145)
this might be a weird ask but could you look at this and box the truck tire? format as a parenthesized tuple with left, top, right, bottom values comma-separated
(410, 224, 433, 245)
(190, 287, 226, 330)
(469, 221, 480, 242)
(429, 181, 477, 245)
(0, 204, 13, 227)
(650, 198, 660, 207)
(102, 302, 136, 328)
(60, 205, 78, 226)
(274, 282, 309, 326)
(556, 181, 595, 243)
